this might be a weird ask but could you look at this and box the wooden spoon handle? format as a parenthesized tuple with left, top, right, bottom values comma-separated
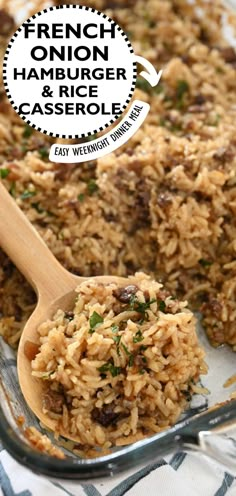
(0, 181, 77, 301)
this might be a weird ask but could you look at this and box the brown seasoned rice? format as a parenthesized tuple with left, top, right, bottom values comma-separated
(0, 0, 236, 349)
(24, 426, 65, 459)
(31, 273, 206, 451)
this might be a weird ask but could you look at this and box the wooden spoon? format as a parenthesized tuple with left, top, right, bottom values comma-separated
(0, 181, 129, 438)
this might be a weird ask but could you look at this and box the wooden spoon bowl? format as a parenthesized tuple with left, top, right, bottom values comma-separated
(0, 181, 129, 440)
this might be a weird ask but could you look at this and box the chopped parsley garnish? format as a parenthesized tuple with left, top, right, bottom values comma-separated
(139, 369, 145, 375)
(159, 117, 182, 132)
(9, 182, 16, 197)
(77, 193, 85, 202)
(121, 343, 134, 367)
(0, 168, 10, 179)
(20, 190, 36, 200)
(42, 370, 55, 380)
(31, 202, 45, 213)
(113, 335, 121, 345)
(176, 80, 189, 109)
(133, 329, 144, 343)
(158, 300, 166, 312)
(136, 78, 151, 93)
(87, 179, 99, 195)
(176, 80, 189, 100)
(111, 325, 121, 354)
(38, 147, 49, 160)
(129, 295, 156, 320)
(154, 83, 164, 94)
(128, 355, 134, 367)
(46, 210, 55, 217)
(89, 311, 104, 334)
(138, 317, 145, 325)
(90, 311, 103, 328)
(159, 117, 167, 126)
(199, 259, 213, 267)
(121, 343, 130, 355)
(111, 324, 119, 333)
(23, 124, 33, 139)
(169, 123, 183, 132)
(136, 78, 163, 95)
(98, 361, 121, 377)
(140, 345, 148, 352)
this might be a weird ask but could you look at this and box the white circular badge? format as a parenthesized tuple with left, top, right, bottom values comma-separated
(3, 5, 137, 139)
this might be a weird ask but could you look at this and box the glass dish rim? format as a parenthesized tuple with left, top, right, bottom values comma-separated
(1, 395, 236, 480)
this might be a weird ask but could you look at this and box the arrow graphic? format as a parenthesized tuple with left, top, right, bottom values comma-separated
(134, 55, 162, 87)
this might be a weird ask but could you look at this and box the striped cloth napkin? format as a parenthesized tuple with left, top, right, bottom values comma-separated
(0, 446, 235, 496)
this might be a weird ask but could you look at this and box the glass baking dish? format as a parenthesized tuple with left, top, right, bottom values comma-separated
(2, 325, 236, 481)
(0, 0, 236, 482)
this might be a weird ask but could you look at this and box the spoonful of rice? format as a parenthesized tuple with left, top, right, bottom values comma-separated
(0, 182, 130, 431)
(0, 181, 206, 452)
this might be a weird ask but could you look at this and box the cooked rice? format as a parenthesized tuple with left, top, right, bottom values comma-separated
(31, 273, 206, 451)
(24, 426, 65, 459)
(0, 0, 236, 350)
(224, 374, 236, 388)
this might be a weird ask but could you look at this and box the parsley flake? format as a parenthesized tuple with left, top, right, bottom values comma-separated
(111, 324, 119, 333)
(0, 168, 10, 179)
(133, 330, 144, 343)
(9, 182, 16, 197)
(176, 80, 189, 109)
(121, 343, 130, 355)
(87, 179, 98, 195)
(111, 326, 121, 355)
(136, 78, 151, 93)
(158, 300, 166, 312)
(89, 311, 104, 334)
(38, 147, 49, 160)
(98, 361, 121, 377)
(121, 343, 134, 367)
(31, 202, 45, 214)
(128, 355, 134, 367)
(176, 80, 189, 99)
(129, 295, 156, 320)
(77, 193, 85, 202)
(199, 259, 213, 267)
(136, 78, 163, 95)
(23, 124, 33, 139)
(20, 190, 36, 200)
(42, 370, 55, 380)
(113, 335, 121, 345)
(140, 345, 148, 352)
